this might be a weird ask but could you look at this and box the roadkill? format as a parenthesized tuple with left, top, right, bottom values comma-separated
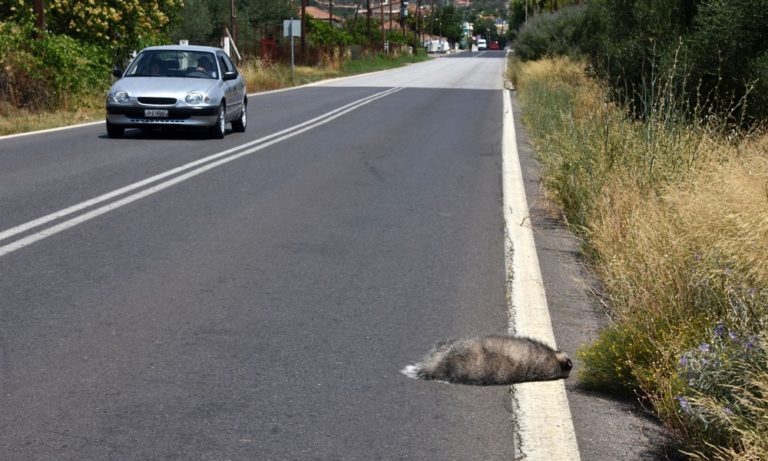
(401, 335, 573, 385)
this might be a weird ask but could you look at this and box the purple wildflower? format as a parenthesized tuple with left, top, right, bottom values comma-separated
(699, 343, 710, 353)
(713, 322, 726, 337)
(677, 396, 692, 415)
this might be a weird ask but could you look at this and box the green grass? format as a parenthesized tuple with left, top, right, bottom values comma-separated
(511, 55, 768, 460)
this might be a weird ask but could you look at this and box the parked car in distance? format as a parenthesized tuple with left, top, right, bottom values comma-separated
(106, 45, 247, 139)
(477, 38, 487, 50)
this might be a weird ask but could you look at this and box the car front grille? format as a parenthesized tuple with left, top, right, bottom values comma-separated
(107, 106, 218, 119)
(138, 97, 177, 105)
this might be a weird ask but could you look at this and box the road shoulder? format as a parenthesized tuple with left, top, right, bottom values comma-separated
(508, 90, 677, 460)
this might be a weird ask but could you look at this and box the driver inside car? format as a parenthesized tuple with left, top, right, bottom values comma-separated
(194, 56, 215, 77)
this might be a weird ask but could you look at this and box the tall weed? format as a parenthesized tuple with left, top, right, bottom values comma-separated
(512, 55, 768, 458)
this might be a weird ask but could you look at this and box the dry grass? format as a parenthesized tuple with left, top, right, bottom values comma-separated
(239, 59, 344, 91)
(0, 97, 104, 136)
(512, 55, 768, 459)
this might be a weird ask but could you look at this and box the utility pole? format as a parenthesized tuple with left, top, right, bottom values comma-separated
(400, 0, 406, 33)
(366, 0, 372, 42)
(417, 0, 422, 43)
(381, 0, 385, 49)
(301, 0, 307, 59)
(230, 0, 237, 43)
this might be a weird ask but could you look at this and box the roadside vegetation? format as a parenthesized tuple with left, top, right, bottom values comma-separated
(0, 0, 432, 137)
(0, 0, 514, 137)
(0, 47, 426, 137)
(508, 2, 768, 459)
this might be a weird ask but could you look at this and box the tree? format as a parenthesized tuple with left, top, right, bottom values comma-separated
(168, 0, 216, 45)
(2, 0, 184, 60)
(424, 5, 461, 45)
(473, 16, 496, 41)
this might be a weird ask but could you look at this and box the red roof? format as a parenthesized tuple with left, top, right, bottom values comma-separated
(304, 6, 343, 23)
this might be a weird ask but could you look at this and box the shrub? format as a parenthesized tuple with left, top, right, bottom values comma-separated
(512, 5, 586, 61)
(684, 0, 768, 124)
(307, 16, 352, 48)
(0, 21, 110, 110)
(673, 316, 768, 459)
(583, 0, 768, 124)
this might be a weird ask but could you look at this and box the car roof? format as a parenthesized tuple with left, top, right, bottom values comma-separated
(140, 45, 223, 53)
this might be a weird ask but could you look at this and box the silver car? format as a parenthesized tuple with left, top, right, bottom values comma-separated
(106, 45, 247, 139)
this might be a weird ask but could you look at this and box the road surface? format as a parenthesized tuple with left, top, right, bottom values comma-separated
(1, 51, 523, 459)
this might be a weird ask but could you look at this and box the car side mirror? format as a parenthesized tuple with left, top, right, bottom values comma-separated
(223, 71, 238, 81)
(112, 67, 124, 78)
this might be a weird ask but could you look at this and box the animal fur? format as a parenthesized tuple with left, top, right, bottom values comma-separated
(401, 335, 573, 385)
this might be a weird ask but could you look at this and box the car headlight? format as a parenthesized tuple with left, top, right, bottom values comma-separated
(185, 92, 206, 105)
(110, 91, 131, 104)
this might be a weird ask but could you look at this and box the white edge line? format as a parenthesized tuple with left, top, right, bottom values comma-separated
(503, 89, 581, 461)
(0, 87, 402, 258)
(0, 120, 104, 141)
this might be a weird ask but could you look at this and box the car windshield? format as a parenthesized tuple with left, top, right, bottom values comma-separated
(124, 50, 218, 79)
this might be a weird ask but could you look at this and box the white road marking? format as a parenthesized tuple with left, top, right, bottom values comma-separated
(0, 67, 408, 142)
(502, 89, 581, 460)
(0, 87, 402, 258)
(0, 121, 104, 141)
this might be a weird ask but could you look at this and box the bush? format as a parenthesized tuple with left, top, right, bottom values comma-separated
(0, 21, 110, 110)
(686, 0, 768, 124)
(512, 5, 586, 61)
(583, 0, 768, 124)
(307, 16, 352, 48)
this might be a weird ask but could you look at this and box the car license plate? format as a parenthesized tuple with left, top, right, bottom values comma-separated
(145, 109, 168, 118)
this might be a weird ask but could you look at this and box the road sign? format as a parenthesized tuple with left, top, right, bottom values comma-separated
(283, 19, 301, 37)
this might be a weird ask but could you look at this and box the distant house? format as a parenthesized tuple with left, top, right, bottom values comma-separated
(304, 6, 344, 26)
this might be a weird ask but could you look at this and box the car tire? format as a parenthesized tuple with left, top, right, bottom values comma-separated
(106, 121, 124, 138)
(231, 100, 247, 133)
(209, 103, 226, 139)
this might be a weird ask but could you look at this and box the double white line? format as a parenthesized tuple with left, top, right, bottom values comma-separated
(0, 87, 403, 258)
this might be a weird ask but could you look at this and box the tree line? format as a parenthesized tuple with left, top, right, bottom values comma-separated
(510, 0, 768, 124)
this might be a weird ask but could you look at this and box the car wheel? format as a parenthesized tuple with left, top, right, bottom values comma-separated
(106, 120, 124, 138)
(209, 103, 226, 139)
(232, 100, 247, 133)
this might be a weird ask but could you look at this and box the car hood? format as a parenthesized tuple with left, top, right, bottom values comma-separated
(110, 77, 218, 97)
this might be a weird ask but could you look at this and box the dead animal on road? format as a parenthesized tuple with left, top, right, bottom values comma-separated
(401, 334, 573, 385)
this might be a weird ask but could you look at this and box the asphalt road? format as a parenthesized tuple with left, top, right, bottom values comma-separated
(0, 51, 521, 459)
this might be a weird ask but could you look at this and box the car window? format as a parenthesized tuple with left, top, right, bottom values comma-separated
(123, 50, 218, 79)
(218, 53, 237, 76)
(189, 52, 217, 79)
